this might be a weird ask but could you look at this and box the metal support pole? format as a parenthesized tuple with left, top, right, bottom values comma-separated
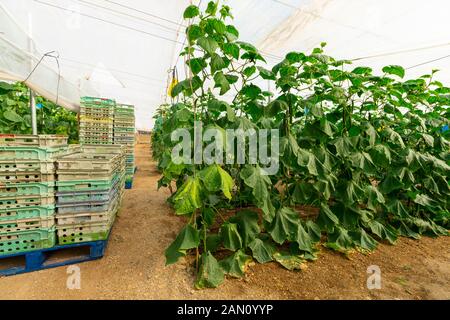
(30, 89, 37, 135)
(28, 13, 37, 135)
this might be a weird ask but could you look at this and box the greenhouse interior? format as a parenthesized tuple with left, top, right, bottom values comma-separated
(0, 0, 449, 303)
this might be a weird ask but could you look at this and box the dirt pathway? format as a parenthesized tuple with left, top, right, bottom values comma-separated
(0, 143, 449, 299)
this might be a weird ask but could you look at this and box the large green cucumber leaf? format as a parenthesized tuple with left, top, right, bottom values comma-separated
(240, 165, 275, 221)
(248, 237, 276, 263)
(268, 207, 300, 244)
(273, 252, 306, 271)
(366, 220, 398, 244)
(195, 252, 224, 289)
(350, 229, 378, 252)
(229, 209, 261, 247)
(173, 177, 203, 215)
(220, 221, 243, 250)
(165, 224, 200, 265)
(198, 164, 234, 199)
(296, 221, 314, 253)
(316, 204, 339, 233)
(219, 250, 253, 278)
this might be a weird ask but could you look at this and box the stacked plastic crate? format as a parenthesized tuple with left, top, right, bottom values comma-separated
(113, 104, 135, 187)
(0, 134, 69, 255)
(79, 97, 115, 145)
(54, 145, 126, 245)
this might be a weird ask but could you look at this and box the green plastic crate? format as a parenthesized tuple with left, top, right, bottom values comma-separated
(57, 226, 110, 245)
(79, 122, 113, 129)
(56, 212, 116, 245)
(79, 132, 114, 138)
(56, 171, 116, 181)
(79, 115, 113, 124)
(56, 190, 112, 204)
(115, 103, 134, 109)
(0, 217, 54, 233)
(79, 126, 113, 133)
(113, 122, 134, 128)
(114, 139, 134, 145)
(56, 211, 111, 226)
(0, 227, 56, 255)
(113, 132, 134, 137)
(0, 134, 67, 147)
(114, 134, 134, 138)
(81, 96, 116, 106)
(0, 205, 55, 222)
(0, 160, 55, 173)
(0, 146, 69, 161)
(78, 141, 114, 146)
(80, 107, 114, 115)
(113, 127, 135, 133)
(57, 152, 120, 171)
(0, 171, 55, 184)
(79, 141, 114, 145)
(79, 128, 113, 134)
(79, 137, 114, 141)
(113, 119, 135, 125)
(56, 194, 120, 226)
(0, 182, 55, 196)
(56, 175, 121, 192)
(0, 194, 55, 210)
(79, 144, 124, 152)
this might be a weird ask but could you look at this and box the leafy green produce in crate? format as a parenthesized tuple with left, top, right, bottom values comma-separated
(0, 81, 78, 143)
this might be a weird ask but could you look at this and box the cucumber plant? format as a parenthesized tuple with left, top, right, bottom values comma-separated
(153, 1, 450, 288)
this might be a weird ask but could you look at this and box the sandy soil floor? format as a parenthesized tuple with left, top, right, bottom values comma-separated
(0, 143, 449, 300)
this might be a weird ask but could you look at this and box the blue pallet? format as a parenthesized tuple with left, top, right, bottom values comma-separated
(125, 180, 133, 189)
(0, 239, 108, 276)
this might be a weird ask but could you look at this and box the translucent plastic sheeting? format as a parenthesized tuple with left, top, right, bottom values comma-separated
(1, 0, 450, 129)
(254, 0, 450, 83)
(0, 4, 97, 112)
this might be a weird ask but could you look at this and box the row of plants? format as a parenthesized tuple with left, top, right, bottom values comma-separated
(152, 2, 450, 288)
(0, 81, 79, 143)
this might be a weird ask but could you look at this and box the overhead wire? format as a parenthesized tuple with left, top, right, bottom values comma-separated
(103, 0, 286, 64)
(351, 42, 450, 61)
(31, 0, 450, 66)
(31, 0, 450, 94)
(103, 0, 186, 28)
(38, 0, 283, 62)
(270, 0, 388, 38)
(271, 0, 450, 66)
(406, 53, 450, 70)
(87, 1, 281, 75)
(33, 0, 181, 102)
(33, 0, 185, 45)
(60, 63, 166, 88)
(61, 63, 167, 88)
(59, 56, 166, 83)
(23, 50, 61, 106)
(73, 0, 179, 33)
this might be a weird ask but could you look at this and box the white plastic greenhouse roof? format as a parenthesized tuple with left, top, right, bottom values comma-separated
(1, 0, 450, 130)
